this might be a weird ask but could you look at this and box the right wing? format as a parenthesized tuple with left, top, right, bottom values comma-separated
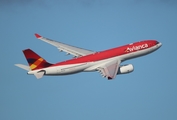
(35, 34, 95, 57)
(97, 59, 121, 80)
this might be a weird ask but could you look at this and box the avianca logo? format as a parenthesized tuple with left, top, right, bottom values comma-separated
(125, 44, 148, 52)
(29, 58, 44, 70)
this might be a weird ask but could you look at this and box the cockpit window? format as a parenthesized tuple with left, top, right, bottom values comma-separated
(156, 41, 159, 44)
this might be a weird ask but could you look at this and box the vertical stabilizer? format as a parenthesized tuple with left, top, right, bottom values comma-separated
(23, 49, 53, 70)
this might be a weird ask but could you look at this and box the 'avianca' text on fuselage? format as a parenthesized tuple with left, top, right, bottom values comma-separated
(125, 44, 148, 52)
(15, 34, 162, 80)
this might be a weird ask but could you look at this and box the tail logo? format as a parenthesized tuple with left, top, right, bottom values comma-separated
(23, 49, 53, 70)
(28, 58, 44, 70)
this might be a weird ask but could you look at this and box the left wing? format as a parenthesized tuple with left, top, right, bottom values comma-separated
(35, 33, 95, 57)
(97, 59, 121, 80)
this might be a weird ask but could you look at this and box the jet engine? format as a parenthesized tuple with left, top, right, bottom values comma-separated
(117, 64, 134, 74)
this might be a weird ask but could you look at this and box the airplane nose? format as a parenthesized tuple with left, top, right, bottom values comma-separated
(159, 42, 162, 47)
(155, 40, 162, 46)
(157, 42, 162, 48)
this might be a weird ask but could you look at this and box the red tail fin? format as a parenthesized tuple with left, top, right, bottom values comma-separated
(23, 49, 53, 70)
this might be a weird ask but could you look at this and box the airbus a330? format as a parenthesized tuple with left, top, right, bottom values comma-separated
(15, 34, 162, 79)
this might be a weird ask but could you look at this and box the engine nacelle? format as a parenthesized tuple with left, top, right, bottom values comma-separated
(117, 64, 134, 74)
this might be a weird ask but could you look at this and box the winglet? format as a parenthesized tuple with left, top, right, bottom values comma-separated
(35, 33, 42, 38)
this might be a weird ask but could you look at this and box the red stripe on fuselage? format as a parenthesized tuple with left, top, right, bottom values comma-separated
(51, 40, 157, 67)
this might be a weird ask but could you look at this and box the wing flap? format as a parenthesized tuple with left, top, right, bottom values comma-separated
(35, 33, 95, 57)
(97, 59, 120, 80)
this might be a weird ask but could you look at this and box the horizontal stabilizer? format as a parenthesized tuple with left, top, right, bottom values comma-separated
(15, 64, 30, 71)
(34, 71, 45, 79)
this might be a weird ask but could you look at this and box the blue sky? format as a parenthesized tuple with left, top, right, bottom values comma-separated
(1, 0, 177, 120)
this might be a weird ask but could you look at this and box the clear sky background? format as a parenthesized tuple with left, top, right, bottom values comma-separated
(0, 0, 177, 120)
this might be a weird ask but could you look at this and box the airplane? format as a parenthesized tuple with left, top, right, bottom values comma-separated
(15, 34, 162, 80)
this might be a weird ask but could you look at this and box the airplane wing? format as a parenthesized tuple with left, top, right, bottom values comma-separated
(35, 34, 95, 57)
(97, 59, 121, 80)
